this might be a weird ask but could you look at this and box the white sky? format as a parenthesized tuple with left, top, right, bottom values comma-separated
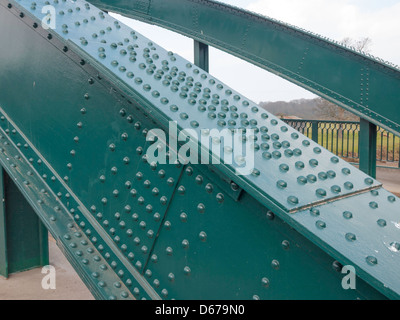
(111, 0, 400, 103)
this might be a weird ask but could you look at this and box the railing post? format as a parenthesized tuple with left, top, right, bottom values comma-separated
(0, 167, 48, 278)
(311, 120, 319, 143)
(359, 118, 377, 179)
(194, 40, 209, 72)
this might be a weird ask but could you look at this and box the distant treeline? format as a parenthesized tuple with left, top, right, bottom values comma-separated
(260, 97, 359, 121)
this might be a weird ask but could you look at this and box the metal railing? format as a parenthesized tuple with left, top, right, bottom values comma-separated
(282, 119, 400, 168)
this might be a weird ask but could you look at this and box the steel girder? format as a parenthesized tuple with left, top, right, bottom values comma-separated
(0, 0, 399, 300)
(88, 0, 400, 137)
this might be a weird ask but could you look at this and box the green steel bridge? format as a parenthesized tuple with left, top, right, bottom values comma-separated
(0, 0, 399, 300)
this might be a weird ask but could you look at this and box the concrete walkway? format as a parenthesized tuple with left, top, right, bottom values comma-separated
(0, 167, 398, 300)
(0, 236, 94, 300)
(376, 166, 400, 196)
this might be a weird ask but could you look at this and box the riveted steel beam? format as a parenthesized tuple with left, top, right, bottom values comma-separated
(295, 188, 400, 300)
(359, 119, 377, 178)
(0, 0, 399, 300)
(194, 40, 209, 73)
(88, 0, 400, 137)
(0, 113, 136, 299)
(0, 167, 49, 277)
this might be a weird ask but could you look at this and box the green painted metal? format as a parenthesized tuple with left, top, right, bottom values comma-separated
(0, 110, 137, 300)
(0, 166, 49, 278)
(4, 170, 49, 274)
(295, 188, 400, 299)
(311, 121, 319, 144)
(359, 119, 377, 178)
(194, 40, 209, 73)
(0, 0, 399, 300)
(0, 169, 7, 277)
(87, 0, 400, 137)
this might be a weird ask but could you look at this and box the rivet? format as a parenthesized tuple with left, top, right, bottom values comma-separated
(281, 240, 290, 250)
(306, 174, 317, 183)
(345, 233, 357, 242)
(183, 266, 191, 276)
(291, 133, 299, 140)
(343, 211, 353, 219)
(161, 289, 168, 298)
(164, 221, 171, 230)
(166, 247, 173, 255)
(332, 261, 343, 272)
(216, 193, 224, 203)
(331, 185, 341, 194)
(182, 239, 189, 249)
(344, 182, 354, 190)
(331, 156, 339, 164)
(339, 165, 351, 175)
(279, 164, 289, 172)
(271, 260, 280, 270)
(316, 220, 326, 229)
(377, 219, 387, 227)
(261, 277, 270, 288)
(180, 212, 187, 222)
(389, 242, 400, 253)
(167, 177, 174, 186)
(364, 178, 374, 186)
(309, 159, 318, 167)
(366, 256, 378, 266)
(153, 213, 160, 222)
(287, 196, 299, 205)
(369, 201, 378, 209)
(157, 195, 167, 206)
(139, 220, 147, 230)
(168, 273, 175, 282)
(194, 175, 203, 185)
(199, 231, 207, 242)
(327, 170, 336, 179)
(230, 182, 239, 191)
(178, 185, 186, 195)
(310, 208, 320, 216)
(197, 203, 205, 213)
(276, 180, 287, 189)
(302, 140, 310, 147)
(297, 176, 307, 185)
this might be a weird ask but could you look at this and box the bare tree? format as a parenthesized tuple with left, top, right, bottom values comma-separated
(315, 37, 371, 120)
(341, 37, 372, 52)
(315, 97, 359, 121)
